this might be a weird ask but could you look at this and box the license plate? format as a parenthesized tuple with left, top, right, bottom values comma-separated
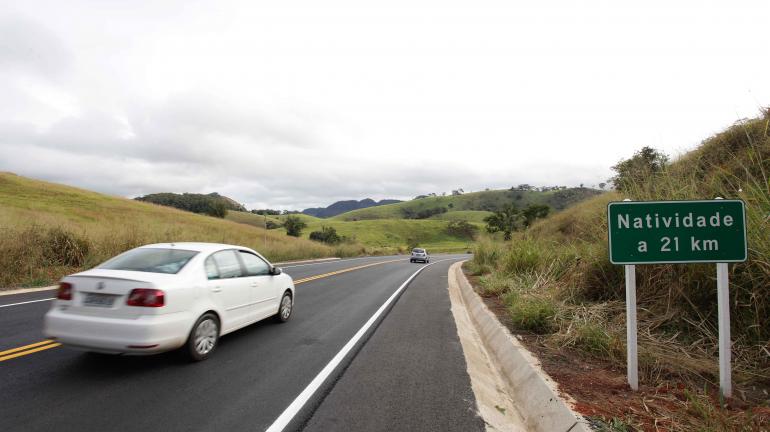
(83, 293, 116, 308)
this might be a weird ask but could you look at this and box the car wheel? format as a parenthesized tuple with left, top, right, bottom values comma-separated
(410, 259, 414, 263)
(275, 291, 293, 323)
(426, 259, 430, 263)
(186, 313, 219, 361)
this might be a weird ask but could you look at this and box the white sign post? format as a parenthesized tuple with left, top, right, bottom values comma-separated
(625, 264, 638, 391)
(716, 262, 732, 398)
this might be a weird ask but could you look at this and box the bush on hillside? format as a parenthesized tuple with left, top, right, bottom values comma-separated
(401, 206, 448, 219)
(446, 220, 478, 239)
(309, 226, 342, 244)
(284, 216, 307, 237)
(611, 146, 669, 192)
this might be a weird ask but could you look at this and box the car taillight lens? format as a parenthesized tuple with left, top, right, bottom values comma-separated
(126, 289, 165, 307)
(57, 282, 73, 300)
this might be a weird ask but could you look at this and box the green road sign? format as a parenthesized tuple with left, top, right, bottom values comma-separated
(607, 200, 747, 264)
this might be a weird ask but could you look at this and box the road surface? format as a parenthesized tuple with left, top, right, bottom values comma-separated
(0, 255, 485, 432)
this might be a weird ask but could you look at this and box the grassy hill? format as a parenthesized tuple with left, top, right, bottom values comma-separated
(332, 187, 601, 221)
(0, 173, 364, 288)
(467, 112, 770, 428)
(226, 210, 477, 252)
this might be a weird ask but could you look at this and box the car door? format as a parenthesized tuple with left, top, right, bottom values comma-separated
(205, 250, 251, 332)
(238, 251, 279, 320)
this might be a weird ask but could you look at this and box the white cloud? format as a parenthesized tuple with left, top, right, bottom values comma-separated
(0, 1, 768, 210)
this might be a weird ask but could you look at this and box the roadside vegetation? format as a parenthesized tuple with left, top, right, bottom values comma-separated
(0, 174, 369, 288)
(466, 112, 770, 430)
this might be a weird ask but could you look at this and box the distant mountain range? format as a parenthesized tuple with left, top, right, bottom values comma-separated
(302, 198, 402, 218)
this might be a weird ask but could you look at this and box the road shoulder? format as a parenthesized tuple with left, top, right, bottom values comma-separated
(447, 261, 526, 431)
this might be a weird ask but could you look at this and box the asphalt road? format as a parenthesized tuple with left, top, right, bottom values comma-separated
(0, 254, 484, 432)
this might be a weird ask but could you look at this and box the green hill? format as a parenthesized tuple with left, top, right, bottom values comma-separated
(332, 187, 601, 221)
(0, 173, 362, 288)
(226, 210, 477, 252)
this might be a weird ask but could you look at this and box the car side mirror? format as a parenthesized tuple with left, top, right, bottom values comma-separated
(270, 266, 282, 275)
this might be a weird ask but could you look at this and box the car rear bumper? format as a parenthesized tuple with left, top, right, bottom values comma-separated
(44, 309, 193, 354)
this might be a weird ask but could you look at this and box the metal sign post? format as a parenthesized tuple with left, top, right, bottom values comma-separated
(607, 198, 746, 396)
(716, 262, 732, 398)
(625, 264, 638, 390)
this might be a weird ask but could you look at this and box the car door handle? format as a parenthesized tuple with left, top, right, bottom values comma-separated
(211, 286, 222, 293)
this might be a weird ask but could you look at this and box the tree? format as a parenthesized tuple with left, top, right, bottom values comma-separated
(611, 146, 669, 192)
(483, 205, 522, 240)
(206, 201, 227, 218)
(598, 182, 606, 190)
(522, 204, 550, 227)
(284, 216, 307, 237)
(309, 226, 342, 244)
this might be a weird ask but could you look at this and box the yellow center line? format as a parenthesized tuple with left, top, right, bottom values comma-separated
(293, 259, 401, 285)
(0, 340, 61, 362)
(0, 258, 404, 363)
(0, 339, 58, 357)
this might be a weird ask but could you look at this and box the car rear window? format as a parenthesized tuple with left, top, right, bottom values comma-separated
(413, 249, 425, 253)
(99, 248, 199, 274)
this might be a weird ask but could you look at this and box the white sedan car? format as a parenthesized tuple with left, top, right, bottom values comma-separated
(44, 243, 295, 361)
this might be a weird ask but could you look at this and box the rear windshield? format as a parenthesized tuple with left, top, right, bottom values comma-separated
(412, 249, 425, 253)
(99, 248, 199, 274)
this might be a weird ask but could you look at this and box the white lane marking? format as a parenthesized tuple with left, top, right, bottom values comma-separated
(265, 258, 456, 432)
(0, 298, 55, 308)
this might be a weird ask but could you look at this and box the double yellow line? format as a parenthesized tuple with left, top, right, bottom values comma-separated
(0, 258, 401, 363)
(0, 340, 61, 362)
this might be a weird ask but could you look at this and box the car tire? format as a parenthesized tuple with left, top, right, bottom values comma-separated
(186, 313, 219, 362)
(426, 259, 430, 263)
(274, 291, 293, 323)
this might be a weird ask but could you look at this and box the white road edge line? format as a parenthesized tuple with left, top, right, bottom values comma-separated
(265, 258, 455, 432)
(0, 298, 55, 308)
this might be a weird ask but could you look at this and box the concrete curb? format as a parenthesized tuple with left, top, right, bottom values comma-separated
(451, 262, 593, 432)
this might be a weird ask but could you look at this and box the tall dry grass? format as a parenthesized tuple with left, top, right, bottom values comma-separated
(468, 112, 770, 407)
(0, 173, 369, 288)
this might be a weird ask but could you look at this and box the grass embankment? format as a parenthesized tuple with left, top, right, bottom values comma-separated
(467, 113, 770, 430)
(226, 211, 477, 253)
(332, 187, 600, 221)
(0, 173, 367, 288)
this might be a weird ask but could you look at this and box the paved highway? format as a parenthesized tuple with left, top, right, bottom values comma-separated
(0, 255, 484, 432)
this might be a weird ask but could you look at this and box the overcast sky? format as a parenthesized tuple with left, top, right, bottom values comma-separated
(1, 1, 768, 210)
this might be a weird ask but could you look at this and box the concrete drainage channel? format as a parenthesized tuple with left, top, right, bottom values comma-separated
(448, 261, 593, 432)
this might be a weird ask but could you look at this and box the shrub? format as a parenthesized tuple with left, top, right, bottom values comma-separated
(284, 216, 307, 237)
(309, 226, 342, 245)
(446, 220, 478, 239)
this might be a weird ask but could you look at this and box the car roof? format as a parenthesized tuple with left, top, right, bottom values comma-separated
(139, 242, 254, 253)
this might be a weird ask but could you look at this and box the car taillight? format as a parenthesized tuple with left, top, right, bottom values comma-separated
(126, 289, 165, 307)
(57, 282, 73, 300)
